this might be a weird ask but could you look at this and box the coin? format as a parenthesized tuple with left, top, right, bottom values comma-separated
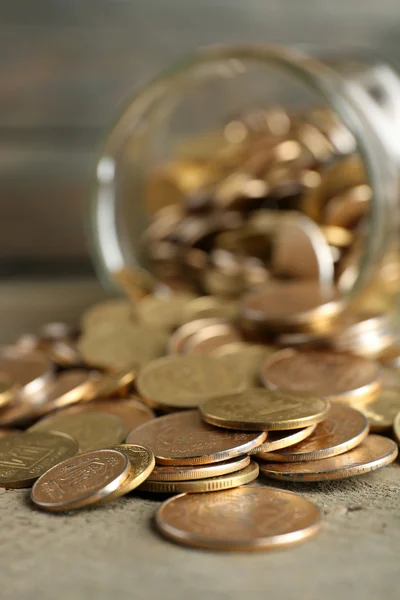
(140, 461, 259, 493)
(155, 487, 321, 551)
(261, 404, 369, 461)
(200, 388, 330, 431)
(59, 397, 154, 432)
(136, 355, 245, 411)
(126, 410, 266, 465)
(104, 444, 155, 499)
(0, 351, 53, 399)
(382, 367, 400, 389)
(183, 296, 238, 322)
(37, 370, 98, 412)
(261, 349, 381, 403)
(148, 455, 250, 481)
(78, 323, 167, 370)
(136, 293, 196, 330)
(31, 448, 131, 511)
(167, 318, 225, 354)
(46, 339, 83, 368)
(81, 299, 135, 331)
(248, 424, 316, 455)
(0, 429, 19, 438)
(394, 411, 400, 445)
(0, 431, 78, 488)
(212, 343, 277, 387)
(240, 281, 344, 333)
(184, 324, 242, 355)
(30, 411, 127, 453)
(259, 434, 398, 482)
(360, 388, 400, 432)
(0, 372, 17, 408)
(88, 366, 137, 399)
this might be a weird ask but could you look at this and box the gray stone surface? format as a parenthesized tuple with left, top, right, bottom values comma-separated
(1, 279, 399, 599)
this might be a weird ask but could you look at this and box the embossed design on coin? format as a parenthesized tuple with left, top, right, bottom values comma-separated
(141, 461, 259, 493)
(360, 388, 400, 432)
(200, 388, 330, 431)
(0, 431, 78, 488)
(31, 448, 131, 510)
(30, 411, 127, 453)
(259, 434, 398, 482)
(126, 410, 266, 465)
(137, 355, 245, 410)
(262, 404, 369, 461)
(156, 487, 321, 550)
(261, 349, 381, 402)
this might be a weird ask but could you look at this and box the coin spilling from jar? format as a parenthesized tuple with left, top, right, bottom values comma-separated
(1, 104, 400, 552)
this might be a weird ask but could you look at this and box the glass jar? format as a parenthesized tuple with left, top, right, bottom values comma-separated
(90, 44, 400, 314)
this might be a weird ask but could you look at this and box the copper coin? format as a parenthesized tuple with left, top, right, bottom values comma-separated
(141, 461, 259, 494)
(81, 299, 135, 331)
(136, 293, 196, 330)
(0, 428, 19, 439)
(0, 351, 53, 398)
(46, 339, 83, 368)
(167, 318, 225, 355)
(126, 410, 266, 465)
(136, 355, 245, 411)
(156, 487, 321, 551)
(31, 448, 131, 511)
(261, 349, 381, 403)
(240, 281, 344, 333)
(183, 296, 239, 322)
(394, 412, 400, 445)
(104, 444, 155, 500)
(57, 397, 154, 433)
(381, 367, 400, 389)
(259, 434, 398, 482)
(185, 324, 242, 355)
(200, 388, 330, 431)
(248, 425, 316, 455)
(262, 404, 369, 462)
(88, 366, 137, 399)
(0, 431, 78, 488)
(212, 343, 277, 387)
(36, 370, 97, 413)
(148, 455, 250, 481)
(360, 388, 400, 432)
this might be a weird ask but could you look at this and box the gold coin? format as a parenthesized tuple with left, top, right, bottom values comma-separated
(394, 411, 400, 445)
(381, 367, 400, 389)
(104, 444, 155, 499)
(259, 434, 398, 482)
(77, 323, 167, 371)
(185, 324, 242, 355)
(46, 339, 82, 368)
(136, 293, 196, 330)
(212, 343, 277, 387)
(155, 487, 321, 551)
(261, 404, 369, 462)
(81, 299, 135, 331)
(0, 431, 78, 488)
(88, 366, 137, 399)
(30, 411, 127, 453)
(0, 351, 53, 399)
(360, 388, 400, 432)
(31, 448, 132, 511)
(37, 370, 98, 412)
(240, 281, 344, 333)
(200, 388, 330, 431)
(183, 296, 238, 322)
(0, 372, 17, 408)
(149, 455, 250, 481)
(261, 349, 381, 403)
(248, 425, 316, 455)
(112, 267, 156, 300)
(136, 355, 245, 411)
(140, 461, 259, 493)
(167, 318, 225, 355)
(126, 410, 266, 465)
(58, 397, 154, 433)
(0, 428, 19, 438)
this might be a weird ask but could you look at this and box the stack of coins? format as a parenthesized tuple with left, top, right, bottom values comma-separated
(0, 278, 399, 552)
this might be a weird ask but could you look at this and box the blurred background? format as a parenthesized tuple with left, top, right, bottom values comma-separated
(1, 0, 400, 279)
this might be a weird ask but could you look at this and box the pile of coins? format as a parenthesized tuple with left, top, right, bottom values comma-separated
(0, 280, 399, 551)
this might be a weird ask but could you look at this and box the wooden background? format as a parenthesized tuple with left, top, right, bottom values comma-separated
(1, 0, 400, 272)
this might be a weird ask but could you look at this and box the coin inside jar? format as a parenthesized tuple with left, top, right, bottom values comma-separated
(259, 434, 398, 482)
(136, 355, 245, 410)
(261, 404, 369, 461)
(200, 388, 330, 431)
(126, 410, 266, 465)
(155, 487, 321, 551)
(260, 349, 381, 403)
(31, 448, 132, 511)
